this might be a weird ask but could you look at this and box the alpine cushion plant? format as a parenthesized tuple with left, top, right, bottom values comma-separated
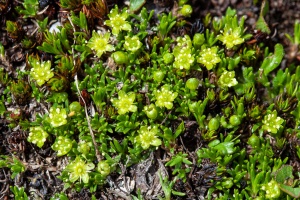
(104, 5, 132, 36)
(153, 85, 178, 109)
(29, 57, 54, 86)
(111, 90, 137, 115)
(87, 31, 115, 58)
(64, 157, 94, 184)
(27, 127, 49, 148)
(3, 1, 300, 199)
(135, 125, 162, 149)
(197, 46, 221, 70)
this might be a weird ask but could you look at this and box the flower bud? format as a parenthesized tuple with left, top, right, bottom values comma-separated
(97, 161, 111, 177)
(153, 71, 165, 82)
(247, 134, 260, 148)
(163, 53, 174, 64)
(179, 5, 192, 17)
(112, 51, 129, 65)
(208, 117, 220, 131)
(186, 78, 200, 90)
(229, 115, 241, 126)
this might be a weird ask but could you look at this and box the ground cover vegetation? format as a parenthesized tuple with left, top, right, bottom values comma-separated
(1, 0, 300, 199)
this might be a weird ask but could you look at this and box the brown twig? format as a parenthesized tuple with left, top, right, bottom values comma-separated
(68, 15, 102, 162)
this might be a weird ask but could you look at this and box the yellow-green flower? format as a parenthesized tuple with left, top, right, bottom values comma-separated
(154, 85, 178, 109)
(176, 35, 192, 49)
(261, 179, 281, 199)
(49, 107, 67, 127)
(197, 46, 221, 70)
(135, 126, 162, 149)
(29, 59, 54, 86)
(52, 136, 73, 156)
(104, 6, 131, 36)
(218, 70, 238, 88)
(111, 91, 137, 115)
(87, 31, 115, 58)
(65, 157, 95, 184)
(217, 26, 244, 49)
(262, 110, 284, 134)
(124, 35, 142, 52)
(173, 47, 194, 70)
(28, 127, 49, 148)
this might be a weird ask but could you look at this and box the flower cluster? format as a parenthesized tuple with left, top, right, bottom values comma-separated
(135, 126, 162, 149)
(27, 127, 49, 148)
(176, 35, 193, 48)
(154, 85, 178, 109)
(52, 136, 73, 156)
(124, 35, 142, 52)
(218, 70, 238, 88)
(197, 46, 221, 70)
(65, 157, 94, 184)
(217, 26, 244, 49)
(87, 31, 115, 58)
(261, 179, 281, 199)
(262, 110, 284, 134)
(49, 107, 67, 127)
(173, 48, 194, 70)
(173, 35, 194, 70)
(104, 6, 131, 36)
(111, 91, 137, 115)
(29, 58, 54, 86)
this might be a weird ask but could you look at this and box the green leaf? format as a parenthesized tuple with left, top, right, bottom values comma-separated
(256, 0, 271, 34)
(213, 142, 235, 155)
(279, 184, 300, 198)
(129, 0, 146, 13)
(174, 121, 185, 139)
(171, 190, 186, 196)
(261, 43, 284, 75)
(111, 139, 124, 154)
(79, 12, 88, 31)
(275, 165, 294, 184)
(272, 69, 287, 88)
